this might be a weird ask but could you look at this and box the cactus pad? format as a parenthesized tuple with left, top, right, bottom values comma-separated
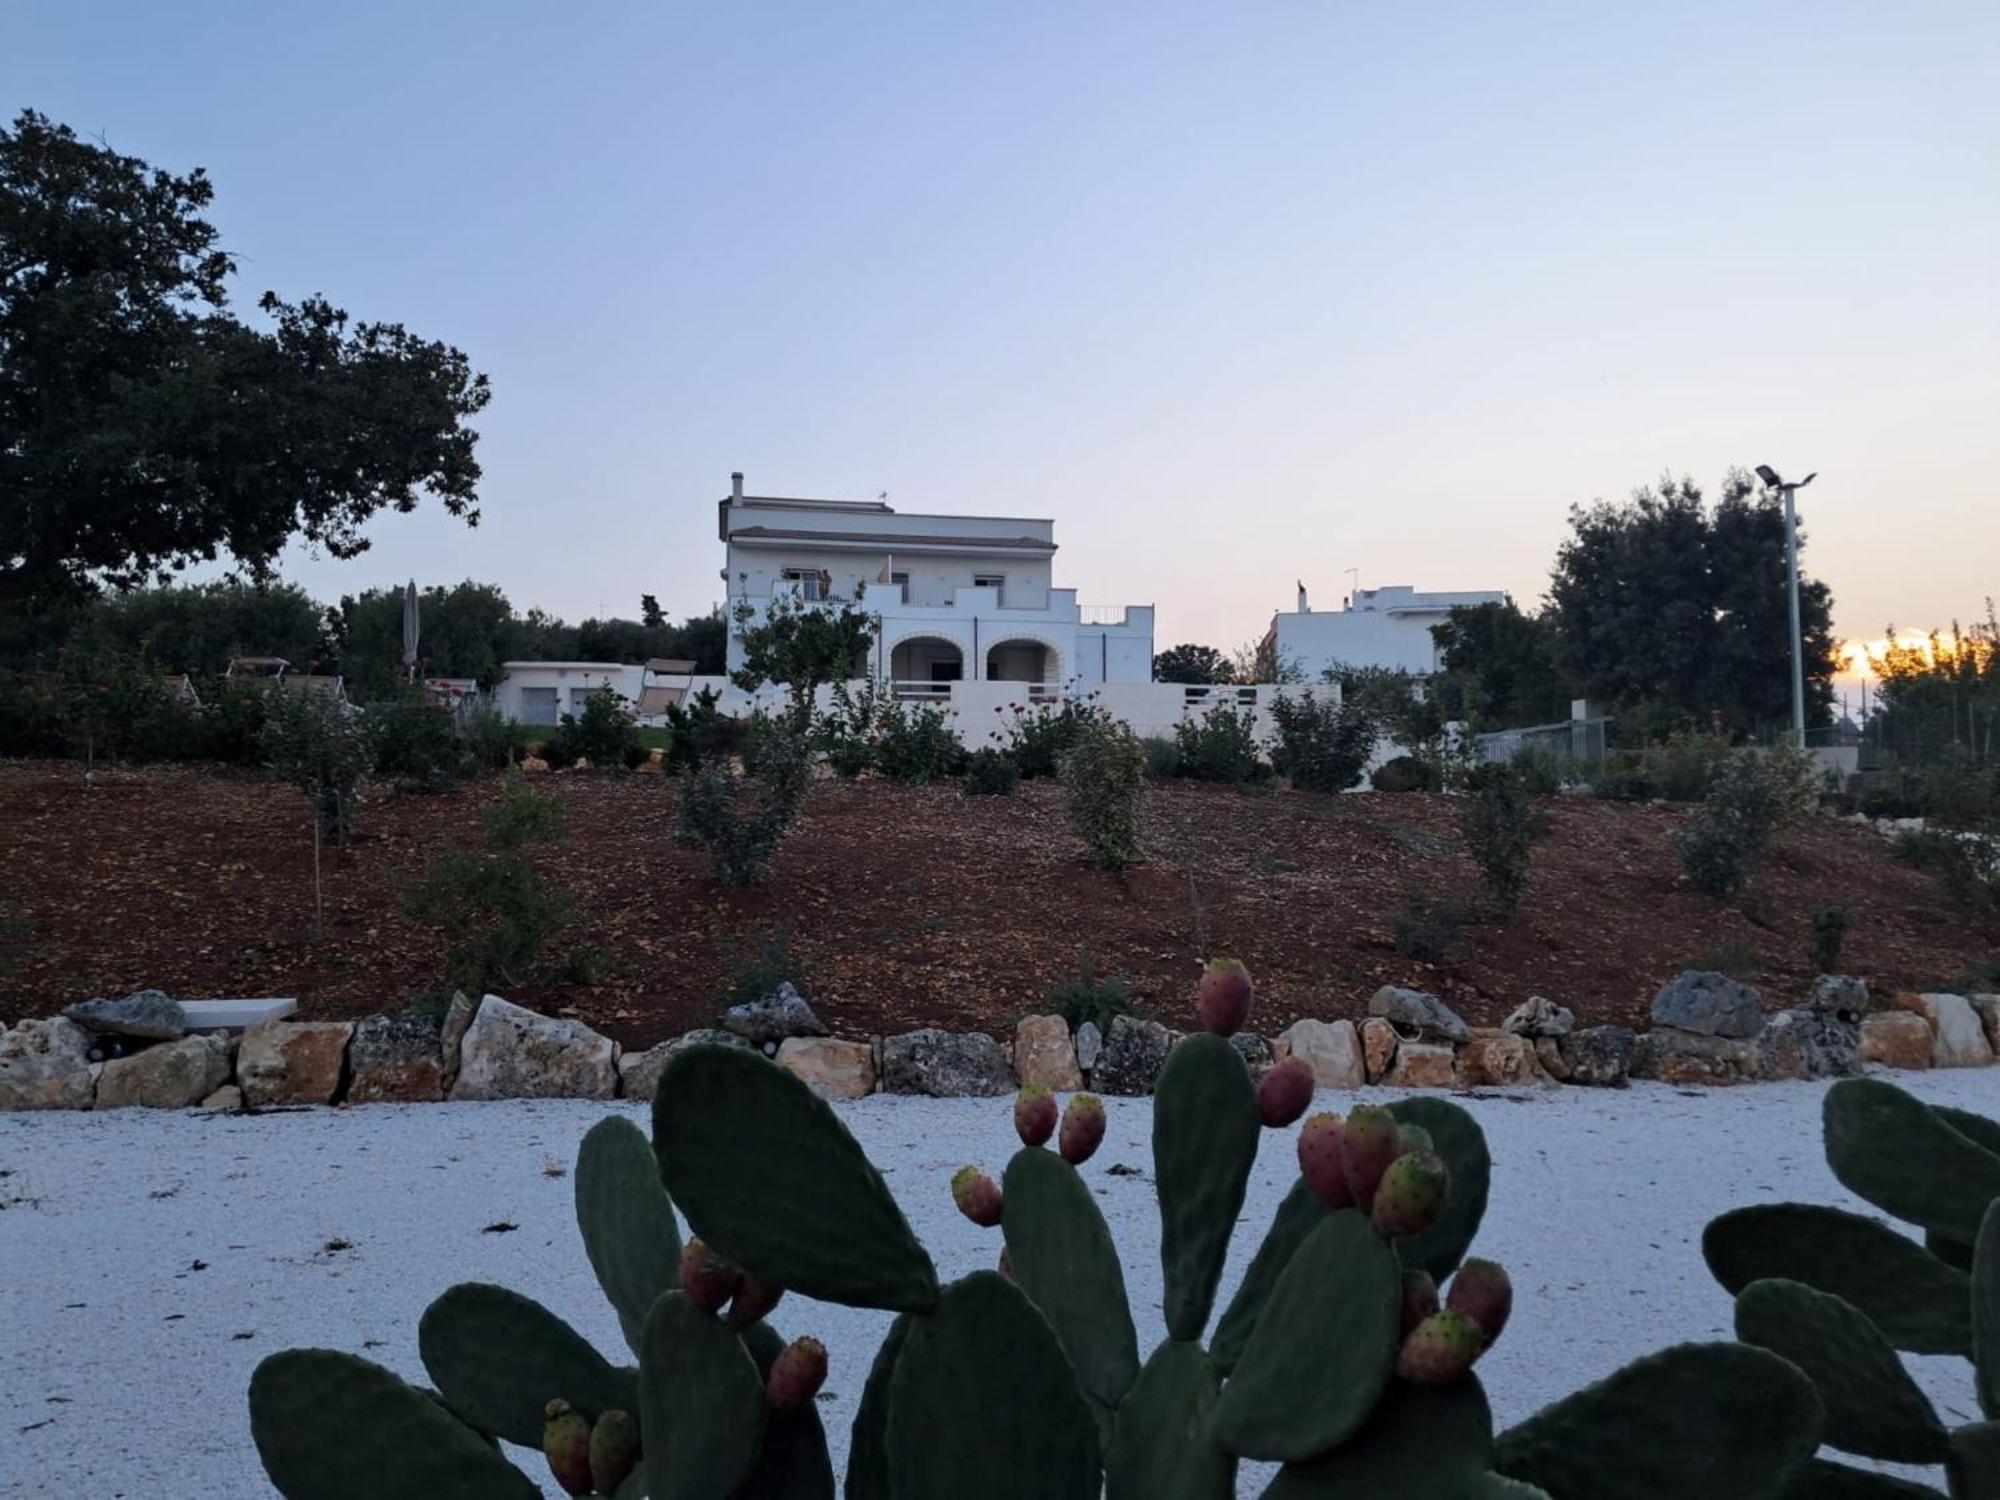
(1822, 1079, 2000, 1245)
(417, 1283, 635, 1446)
(1260, 1375, 1493, 1500)
(1780, 1458, 1951, 1498)
(1210, 1178, 1328, 1374)
(637, 1291, 768, 1500)
(1948, 1421, 2000, 1500)
(1153, 1033, 1261, 1342)
(1387, 1097, 1491, 1281)
(1001, 1144, 1141, 1407)
(842, 1314, 910, 1500)
(1977, 1202, 2000, 1422)
(575, 1114, 683, 1355)
(736, 1321, 837, 1500)
(1105, 1340, 1235, 1500)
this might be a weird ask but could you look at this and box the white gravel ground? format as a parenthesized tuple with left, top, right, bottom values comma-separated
(3, 1071, 1996, 1498)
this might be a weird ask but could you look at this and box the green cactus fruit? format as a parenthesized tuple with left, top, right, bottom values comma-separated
(1447, 1259, 1513, 1345)
(1342, 1105, 1403, 1211)
(1197, 956, 1254, 1035)
(1402, 1269, 1441, 1334)
(1015, 1085, 1059, 1147)
(680, 1238, 742, 1315)
(1396, 1123, 1435, 1157)
(1397, 1309, 1485, 1383)
(587, 1408, 640, 1496)
(542, 1399, 594, 1497)
(724, 1272, 784, 1331)
(1373, 1150, 1449, 1239)
(1259, 1058, 1315, 1128)
(1059, 1094, 1106, 1165)
(1297, 1113, 1353, 1209)
(952, 1166, 1004, 1227)
(767, 1336, 829, 1410)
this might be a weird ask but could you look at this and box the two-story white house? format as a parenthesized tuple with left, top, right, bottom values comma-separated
(719, 474, 1154, 695)
(1269, 584, 1509, 680)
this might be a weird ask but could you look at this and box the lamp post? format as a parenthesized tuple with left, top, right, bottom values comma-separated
(1754, 464, 1817, 748)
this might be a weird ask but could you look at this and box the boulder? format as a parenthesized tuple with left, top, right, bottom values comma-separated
(881, 1029, 1015, 1097)
(1502, 996, 1575, 1038)
(1912, 994, 1995, 1069)
(237, 1021, 353, 1106)
(96, 1034, 231, 1109)
(449, 995, 617, 1101)
(1366, 986, 1468, 1044)
(1074, 1021, 1105, 1074)
(1558, 1026, 1636, 1087)
(439, 991, 476, 1095)
(1229, 1033, 1274, 1074)
(1360, 1018, 1399, 1083)
(1013, 1015, 1084, 1092)
(1383, 1040, 1456, 1089)
(1532, 1036, 1570, 1083)
(1650, 971, 1765, 1040)
(346, 1012, 447, 1103)
(1089, 1016, 1172, 1097)
(1807, 975, 1871, 1017)
(1973, 995, 2000, 1054)
(776, 1037, 876, 1100)
(0, 1016, 96, 1110)
(1628, 1030, 1761, 1086)
(1757, 1009, 1861, 1081)
(64, 989, 188, 1042)
(619, 1030, 748, 1104)
(1276, 1019, 1364, 1089)
(1454, 1031, 1539, 1089)
(723, 983, 828, 1047)
(199, 1084, 242, 1112)
(1858, 1012, 1933, 1071)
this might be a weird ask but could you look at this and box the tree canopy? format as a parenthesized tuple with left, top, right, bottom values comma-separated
(730, 589, 877, 722)
(0, 110, 490, 610)
(1152, 643, 1231, 684)
(1430, 600, 1572, 729)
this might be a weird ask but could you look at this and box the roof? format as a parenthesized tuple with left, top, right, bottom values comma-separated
(726, 526, 1056, 553)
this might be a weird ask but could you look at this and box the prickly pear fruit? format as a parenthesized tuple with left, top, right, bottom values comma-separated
(1396, 1309, 1485, 1383)
(542, 1399, 593, 1497)
(1258, 1057, 1315, 1127)
(1395, 1123, 1434, 1157)
(725, 1272, 784, 1331)
(1446, 1258, 1513, 1346)
(1059, 1093, 1106, 1165)
(1401, 1269, 1440, 1335)
(1296, 1112, 1353, 1209)
(588, 1408, 640, 1496)
(767, 1336, 828, 1410)
(1196, 957, 1254, 1035)
(680, 1238, 742, 1315)
(1341, 1105, 1402, 1210)
(1372, 1149, 1449, 1239)
(1015, 1085, 1058, 1148)
(952, 1165, 1004, 1227)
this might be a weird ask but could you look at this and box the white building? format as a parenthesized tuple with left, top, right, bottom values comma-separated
(718, 474, 1153, 692)
(1269, 584, 1508, 680)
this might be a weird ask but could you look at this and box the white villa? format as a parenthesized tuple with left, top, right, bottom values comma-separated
(718, 473, 1154, 695)
(1269, 584, 1508, 680)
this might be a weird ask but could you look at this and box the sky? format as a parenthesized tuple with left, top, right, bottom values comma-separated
(9, 2, 1998, 673)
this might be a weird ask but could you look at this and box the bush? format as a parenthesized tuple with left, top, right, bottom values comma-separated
(1391, 893, 1467, 962)
(550, 686, 637, 768)
(1589, 756, 1663, 801)
(0, 671, 65, 757)
(816, 678, 884, 777)
(370, 689, 462, 792)
(1651, 733, 1733, 803)
(457, 705, 520, 771)
(1060, 717, 1146, 869)
(192, 674, 273, 765)
(1684, 934, 1762, 980)
(873, 699, 964, 785)
(1170, 701, 1265, 783)
(720, 930, 805, 1010)
(1042, 954, 1139, 1033)
(1267, 691, 1375, 793)
(1460, 763, 1533, 915)
(1893, 828, 2000, 919)
(675, 724, 812, 884)
(1508, 743, 1567, 795)
(1370, 754, 1437, 793)
(662, 686, 747, 774)
(1920, 752, 1998, 831)
(993, 695, 1111, 779)
(1672, 746, 1817, 899)
(261, 688, 375, 843)
(1807, 906, 1852, 973)
(1139, 734, 1182, 778)
(964, 748, 1020, 796)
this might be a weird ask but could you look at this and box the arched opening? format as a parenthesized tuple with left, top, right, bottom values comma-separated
(890, 636, 964, 699)
(985, 638, 1058, 684)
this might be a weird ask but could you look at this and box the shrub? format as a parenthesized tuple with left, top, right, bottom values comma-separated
(1589, 755, 1663, 801)
(964, 747, 1020, 796)
(1651, 733, 1733, 803)
(261, 688, 375, 844)
(1893, 828, 2000, 919)
(550, 686, 637, 768)
(57, 648, 195, 766)
(1460, 763, 1533, 916)
(192, 674, 273, 765)
(370, 689, 462, 792)
(662, 685, 747, 773)
(1139, 733, 1182, 778)
(1371, 754, 1437, 793)
(1919, 751, 1998, 831)
(1508, 742, 1567, 795)
(1806, 906, 1851, 973)
(1059, 717, 1146, 869)
(0, 671, 65, 757)
(1042, 953, 1138, 1032)
(457, 705, 520, 770)
(993, 694, 1110, 778)
(401, 779, 593, 991)
(1672, 745, 1817, 899)
(675, 724, 812, 884)
(1391, 892, 1467, 962)
(874, 699, 964, 785)
(720, 930, 805, 1010)
(1267, 691, 1375, 793)
(1170, 701, 1264, 783)
(1683, 935, 1762, 980)
(816, 678, 885, 777)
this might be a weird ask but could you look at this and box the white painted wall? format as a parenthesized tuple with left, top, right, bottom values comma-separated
(1272, 586, 1508, 678)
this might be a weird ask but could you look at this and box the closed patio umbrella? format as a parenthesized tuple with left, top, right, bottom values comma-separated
(401, 579, 420, 684)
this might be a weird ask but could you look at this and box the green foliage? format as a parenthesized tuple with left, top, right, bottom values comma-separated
(1042, 954, 1140, 1033)
(729, 586, 877, 723)
(1461, 763, 1534, 916)
(964, 747, 1020, 796)
(369, 688, 462, 792)
(1060, 717, 1147, 869)
(1682, 935, 1762, 981)
(549, 685, 638, 769)
(1392, 893, 1467, 962)
(816, 677, 887, 777)
(1372, 754, 1438, 793)
(1268, 690, 1377, 793)
(1509, 743, 1568, 794)
(457, 705, 519, 771)
(873, 698, 964, 784)
(675, 724, 811, 884)
(661, 685, 746, 774)
(261, 687, 374, 842)
(1171, 701, 1266, 784)
(1431, 600, 1573, 731)
(1673, 745, 1818, 899)
(1893, 829, 2000, 919)
(992, 694, 1112, 778)
(1808, 906, 1853, 974)
(1152, 642, 1232, 684)
(719, 930, 805, 1011)
(1866, 608, 2000, 771)
(0, 670, 65, 756)
(1139, 733, 1182, 778)
(67, 578, 329, 679)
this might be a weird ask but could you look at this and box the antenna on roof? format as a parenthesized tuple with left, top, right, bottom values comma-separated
(878, 491, 888, 501)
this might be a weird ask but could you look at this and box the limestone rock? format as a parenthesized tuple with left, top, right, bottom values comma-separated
(619, 1029, 748, 1104)
(1533, 1035, 1570, 1083)
(439, 991, 476, 1095)
(1229, 1033, 1274, 1074)
(96, 1034, 231, 1109)
(1973, 995, 2000, 1053)
(1277, 1019, 1364, 1089)
(723, 982, 828, 1047)
(1757, 1009, 1861, 1081)
(1074, 1022, 1104, 1074)
(1557, 1026, 1636, 1087)
(237, 1021, 353, 1106)
(450, 995, 616, 1101)
(346, 1011, 447, 1103)
(1913, 994, 1995, 1069)
(1013, 1015, 1083, 1092)
(880, 1029, 1014, 1097)
(776, 1037, 876, 1100)
(0, 1016, 96, 1110)
(1650, 971, 1765, 1039)
(64, 989, 188, 1042)
(1628, 1029, 1761, 1085)
(1360, 1018, 1399, 1083)
(1366, 987, 1469, 1044)
(1502, 996, 1575, 1038)
(1454, 1031, 1538, 1088)
(1858, 1012, 1933, 1071)
(1807, 975, 1871, 1017)
(1089, 1016, 1172, 1096)
(199, 1084, 242, 1112)
(1384, 1040, 1456, 1089)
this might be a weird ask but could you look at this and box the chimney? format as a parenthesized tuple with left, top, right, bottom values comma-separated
(731, 471, 744, 502)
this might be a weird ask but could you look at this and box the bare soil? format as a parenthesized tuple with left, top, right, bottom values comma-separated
(0, 760, 1988, 1049)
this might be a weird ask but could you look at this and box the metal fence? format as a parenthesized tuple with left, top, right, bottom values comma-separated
(1471, 716, 1613, 772)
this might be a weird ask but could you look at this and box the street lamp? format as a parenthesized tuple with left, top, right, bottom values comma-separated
(1755, 465, 1817, 748)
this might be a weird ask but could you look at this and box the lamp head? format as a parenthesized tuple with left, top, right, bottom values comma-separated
(1754, 464, 1781, 487)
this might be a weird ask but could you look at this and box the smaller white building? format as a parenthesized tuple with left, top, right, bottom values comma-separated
(1270, 584, 1508, 680)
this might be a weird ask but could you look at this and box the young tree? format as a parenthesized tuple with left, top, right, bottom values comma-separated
(730, 588, 877, 725)
(1152, 643, 1231, 684)
(0, 111, 490, 612)
(260, 688, 376, 927)
(639, 594, 665, 629)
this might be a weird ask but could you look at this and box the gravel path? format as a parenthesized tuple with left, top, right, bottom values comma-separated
(3, 1073, 1994, 1497)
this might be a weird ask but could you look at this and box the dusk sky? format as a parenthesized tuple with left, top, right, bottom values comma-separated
(10, 2, 1998, 670)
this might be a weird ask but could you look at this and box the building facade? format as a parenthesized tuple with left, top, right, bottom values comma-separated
(1270, 585, 1508, 679)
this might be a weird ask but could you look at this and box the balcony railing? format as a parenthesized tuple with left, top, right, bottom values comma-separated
(892, 678, 1064, 704)
(1078, 604, 1129, 626)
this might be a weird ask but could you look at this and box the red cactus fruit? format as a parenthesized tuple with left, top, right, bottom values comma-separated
(1401, 1269, 1440, 1335)
(587, 1408, 640, 1496)
(1340, 1106, 1402, 1211)
(951, 1166, 1004, 1227)
(1396, 1309, 1485, 1383)
(1258, 1058, 1315, 1128)
(725, 1273, 785, 1331)
(767, 1336, 829, 1410)
(1196, 957, 1255, 1035)
(1296, 1112, 1353, 1209)
(1015, 1085, 1058, 1148)
(1371, 1150, 1449, 1239)
(542, 1399, 594, 1497)
(679, 1238, 742, 1316)
(1446, 1258, 1513, 1346)
(1059, 1094, 1106, 1165)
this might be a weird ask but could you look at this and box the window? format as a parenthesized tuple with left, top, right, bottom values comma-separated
(973, 572, 1005, 602)
(782, 568, 825, 601)
(888, 570, 909, 603)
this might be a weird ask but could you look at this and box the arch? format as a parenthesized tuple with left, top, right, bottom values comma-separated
(888, 633, 966, 687)
(984, 634, 1063, 684)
